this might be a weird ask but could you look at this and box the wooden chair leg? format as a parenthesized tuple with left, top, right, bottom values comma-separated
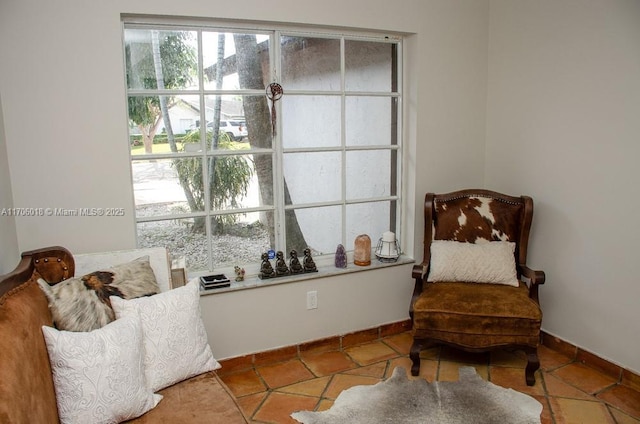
(524, 347, 540, 386)
(410, 339, 423, 376)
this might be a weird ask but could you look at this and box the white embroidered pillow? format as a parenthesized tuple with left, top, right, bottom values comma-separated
(111, 279, 220, 392)
(41, 313, 162, 424)
(427, 240, 519, 287)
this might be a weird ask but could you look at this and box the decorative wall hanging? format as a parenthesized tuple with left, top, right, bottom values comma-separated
(266, 82, 283, 137)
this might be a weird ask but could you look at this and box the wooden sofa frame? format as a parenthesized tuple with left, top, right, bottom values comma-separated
(0, 246, 249, 423)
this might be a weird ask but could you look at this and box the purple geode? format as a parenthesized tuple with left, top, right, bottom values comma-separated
(335, 244, 347, 268)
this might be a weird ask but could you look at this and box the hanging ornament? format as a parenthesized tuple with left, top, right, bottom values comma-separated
(266, 82, 283, 137)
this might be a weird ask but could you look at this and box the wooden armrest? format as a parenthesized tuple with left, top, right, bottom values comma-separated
(520, 265, 546, 285)
(519, 265, 545, 303)
(410, 263, 429, 319)
(411, 263, 427, 280)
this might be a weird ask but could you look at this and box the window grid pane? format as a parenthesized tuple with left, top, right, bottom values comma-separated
(125, 22, 401, 273)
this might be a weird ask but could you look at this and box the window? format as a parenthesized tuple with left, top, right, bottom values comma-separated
(124, 18, 402, 275)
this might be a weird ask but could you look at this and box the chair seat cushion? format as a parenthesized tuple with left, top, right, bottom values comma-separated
(412, 282, 542, 349)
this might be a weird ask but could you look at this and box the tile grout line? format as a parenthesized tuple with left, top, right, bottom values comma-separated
(537, 370, 558, 424)
(224, 323, 640, 390)
(222, 323, 640, 423)
(316, 373, 337, 411)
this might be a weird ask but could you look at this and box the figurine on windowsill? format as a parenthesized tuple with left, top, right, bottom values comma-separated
(234, 266, 245, 282)
(289, 249, 304, 274)
(303, 248, 318, 273)
(334, 244, 347, 268)
(275, 251, 290, 276)
(259, 252, 275, 279)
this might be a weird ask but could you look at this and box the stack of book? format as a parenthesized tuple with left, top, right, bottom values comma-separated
(199, 274, 231, 290)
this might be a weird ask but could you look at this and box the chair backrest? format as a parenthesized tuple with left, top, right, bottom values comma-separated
(422, 189, 533, 268)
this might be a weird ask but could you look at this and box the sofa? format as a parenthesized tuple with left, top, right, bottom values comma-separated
(0, 246, 249, 424)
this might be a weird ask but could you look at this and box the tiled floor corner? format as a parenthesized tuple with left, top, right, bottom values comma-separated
(218, 328, 640, 424)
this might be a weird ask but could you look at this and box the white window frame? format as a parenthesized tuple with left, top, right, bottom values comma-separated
(123, 16, 404, 280)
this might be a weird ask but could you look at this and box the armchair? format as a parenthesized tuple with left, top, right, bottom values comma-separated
(410, 189, 545, 386)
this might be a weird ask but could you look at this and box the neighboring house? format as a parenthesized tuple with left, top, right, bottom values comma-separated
(157, 97, 245, 134)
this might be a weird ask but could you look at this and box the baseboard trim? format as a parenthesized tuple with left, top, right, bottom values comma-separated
(218, 319, 412, 374)
(217, 320, 639, 390)
(541, 331, 640, 390)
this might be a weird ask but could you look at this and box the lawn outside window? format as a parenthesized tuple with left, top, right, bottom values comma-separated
(123, 17, 403, 280)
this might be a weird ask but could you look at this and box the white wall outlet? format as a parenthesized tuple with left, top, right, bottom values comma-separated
(306, 290, 318, 310)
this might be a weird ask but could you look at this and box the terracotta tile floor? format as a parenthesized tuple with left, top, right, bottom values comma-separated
(218, 332, 640, 424)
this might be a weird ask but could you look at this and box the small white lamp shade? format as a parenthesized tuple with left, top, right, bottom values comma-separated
(375, 231, 400, 262)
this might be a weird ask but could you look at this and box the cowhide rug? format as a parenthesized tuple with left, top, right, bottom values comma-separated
(291, 366, 542, 424)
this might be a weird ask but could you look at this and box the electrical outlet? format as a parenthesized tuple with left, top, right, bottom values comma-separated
(306, 290, 318, 310)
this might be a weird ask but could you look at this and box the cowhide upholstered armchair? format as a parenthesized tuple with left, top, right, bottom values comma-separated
(410, 189, 545, 386)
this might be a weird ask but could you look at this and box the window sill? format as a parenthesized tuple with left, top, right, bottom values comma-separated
(197, 255, 415, 296)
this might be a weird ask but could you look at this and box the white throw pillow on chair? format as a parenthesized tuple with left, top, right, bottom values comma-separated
(427, 240, 519, 287)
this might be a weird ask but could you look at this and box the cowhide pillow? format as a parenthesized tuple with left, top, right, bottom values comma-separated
(37, 256, 160, 332)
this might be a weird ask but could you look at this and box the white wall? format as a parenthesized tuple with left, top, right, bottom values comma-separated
(9, 0, 636, 375)
(408, 0, 490, 260)
(0, 0, 490, 358)
(0, 92, 19, 274)
(486, 0, 640, 373)
(7, 0, 637, 376)
(201, 264, 415, 359)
